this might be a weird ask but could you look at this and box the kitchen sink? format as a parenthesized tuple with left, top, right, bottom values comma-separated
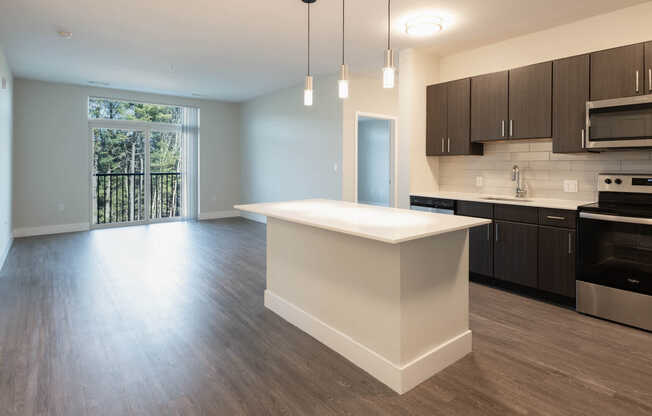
(482, 197, 533, 203)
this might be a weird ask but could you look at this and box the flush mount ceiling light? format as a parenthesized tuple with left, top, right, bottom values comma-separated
(57, 31, 73, 39)
(404, 16, 443, 37)
(302, 0, 316, 106)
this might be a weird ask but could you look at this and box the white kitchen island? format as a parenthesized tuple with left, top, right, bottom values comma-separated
(234, 199, 490, 394)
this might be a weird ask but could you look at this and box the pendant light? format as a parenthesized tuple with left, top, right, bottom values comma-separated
(338, 0, 349, 99)
(383, 0, 395, 89)
(303, 0, 316, 106)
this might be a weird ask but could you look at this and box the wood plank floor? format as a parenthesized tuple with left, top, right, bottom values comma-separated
(0, 218, 651, 415)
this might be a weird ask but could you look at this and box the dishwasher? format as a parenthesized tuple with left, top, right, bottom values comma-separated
(409, 196, 456, 215)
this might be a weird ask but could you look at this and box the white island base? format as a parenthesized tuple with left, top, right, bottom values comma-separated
(236, 200, 489, 394)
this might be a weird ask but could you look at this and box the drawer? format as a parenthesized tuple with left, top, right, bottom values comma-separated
(494, 204, 538, 224)
(456, 201, 493, 219)
(539, 208, 576, 229)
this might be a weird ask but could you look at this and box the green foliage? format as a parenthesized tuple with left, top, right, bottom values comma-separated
(89, 98, 182, 124)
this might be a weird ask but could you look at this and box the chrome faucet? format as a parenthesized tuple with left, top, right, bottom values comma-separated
(512, 165, 527, 198)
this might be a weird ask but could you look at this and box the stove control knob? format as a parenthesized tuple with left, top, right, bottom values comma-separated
(604, 178, 612, 184)
(615, 178, 623, 185)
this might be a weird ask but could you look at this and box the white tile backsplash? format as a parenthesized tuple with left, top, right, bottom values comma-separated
(438, 140, 652, 201)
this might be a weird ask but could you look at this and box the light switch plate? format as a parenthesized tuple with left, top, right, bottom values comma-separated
(475, 176, 484, 187)
(563, 180, 578, 193)
(1, 77, 6, 90)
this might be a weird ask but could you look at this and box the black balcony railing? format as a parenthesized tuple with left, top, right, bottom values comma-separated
(94, 172, 182, 225)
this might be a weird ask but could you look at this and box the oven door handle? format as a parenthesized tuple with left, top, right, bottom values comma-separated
(580, 212, 652, 225)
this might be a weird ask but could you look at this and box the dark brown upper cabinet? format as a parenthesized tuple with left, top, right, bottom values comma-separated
(471, 71, 509, 142)
(427, 79, 482, 156)
(508, 62, 552, 139)
(553, 55, 590, 153)
(590, 43, 645, 100)
(426, 84, 447, 156)
(646, 41, 652, 94)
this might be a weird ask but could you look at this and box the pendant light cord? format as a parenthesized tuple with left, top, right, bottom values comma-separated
(387, 0, 391, 50)
(342, 0, 345, 65)
(308, 4, 310, 75)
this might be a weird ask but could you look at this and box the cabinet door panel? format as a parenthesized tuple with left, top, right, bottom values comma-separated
(509, 62, 552, 139)
(646, 41, 652, 95)
(471, 71, 508, 142)
(426, 84, 447, 156)
(494, 221, 538, 288)
(469, 223, 493, 277)
(591, 43, 645, 100)
(539, 227, 576, 298)
(553, 55, 590, 153)
(448, 79, 470, 155)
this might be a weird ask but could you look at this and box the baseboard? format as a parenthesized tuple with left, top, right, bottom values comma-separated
(0, 235, 13, 271)
(264, 289, 471, 394)
(239, 211, 267, 224)
(198, 210, 240, 220)
(13, 223, 90, 238)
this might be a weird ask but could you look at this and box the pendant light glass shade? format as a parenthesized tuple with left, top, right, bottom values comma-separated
(304, 75, 314, 106)
(338, 64, 349, 99)
(383, 49, 395, 89)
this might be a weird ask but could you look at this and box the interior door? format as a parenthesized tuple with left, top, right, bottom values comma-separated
(509, 62, 552, 139)
(591, 43, 645, 100)
(426, 84, 447, 155)
(553, 55, 590, 153)
(471, 71, 509, 142)
(92, 128, 146, 225)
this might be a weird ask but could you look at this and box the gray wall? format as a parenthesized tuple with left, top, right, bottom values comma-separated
(12, 79, 241, 232)
(240, 74, 342, 208)
(0, 46, 13, 266)
(358, 118, 390, 206)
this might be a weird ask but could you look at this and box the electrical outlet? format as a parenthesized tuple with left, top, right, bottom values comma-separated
(563, 180, 578, 193)
(57, 202, 65, 212)
(476, 176, 484, 187)
(333, 163, 338, 173)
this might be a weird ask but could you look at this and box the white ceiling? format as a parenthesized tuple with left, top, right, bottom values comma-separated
(0, 0, 647, 102)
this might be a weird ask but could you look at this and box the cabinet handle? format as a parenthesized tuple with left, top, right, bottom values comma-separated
(487, 224, 490, 241)
(495, 223, 499, 242)
(441, 138, 445, 153)
(509, 120, 514, 137)
(447, 138, 451, 153)
(581, 128, 585, 149)
(636, 70, 640, 93)
(501, 120, 505, 137)
(649, 69, 651, 92)
(547, 215, 566, 221)
(568, 232, 572, 255)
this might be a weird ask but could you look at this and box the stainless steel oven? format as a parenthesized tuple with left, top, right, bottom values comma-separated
(586, 95, 652, 149)
(577, 174, 652, 331)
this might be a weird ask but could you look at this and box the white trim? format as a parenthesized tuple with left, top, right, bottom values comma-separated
(354, 112, 399, 208)
(13, 223, 90, 238)
(239, 211, 267, 224)
(264, 289, 472, 394)
(198, 210, 240, 220)
(0, 236, 13, 271)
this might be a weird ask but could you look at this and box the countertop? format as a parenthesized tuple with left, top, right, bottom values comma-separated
(234, 199, 490, 244)
(412, 191, 594, 211)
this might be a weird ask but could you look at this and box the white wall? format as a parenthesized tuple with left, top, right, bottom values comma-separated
(399, 49, 440, 198)
(342, 75, 400, 204)
(409, 1, 652, 200)
(357, 118, 391, 206)
(12, 79, 241, 234)
(0, 45, 13, 267)
(240, 74, 342, 209)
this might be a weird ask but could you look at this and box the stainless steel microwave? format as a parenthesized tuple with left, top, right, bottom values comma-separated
(586, 95, 652, 149)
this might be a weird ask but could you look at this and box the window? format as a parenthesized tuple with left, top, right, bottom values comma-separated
(88, 97, 182, 124)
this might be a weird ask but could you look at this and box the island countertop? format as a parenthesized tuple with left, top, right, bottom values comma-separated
(234, 199, 490, 244)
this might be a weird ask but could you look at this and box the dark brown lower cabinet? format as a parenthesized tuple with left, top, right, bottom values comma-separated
(469, 223, 493, 276)
(494, 221, 538, 288)
(538, 227, 576, 298)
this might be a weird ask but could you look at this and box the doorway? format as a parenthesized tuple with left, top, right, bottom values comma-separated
(355, 112, 397, 207)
